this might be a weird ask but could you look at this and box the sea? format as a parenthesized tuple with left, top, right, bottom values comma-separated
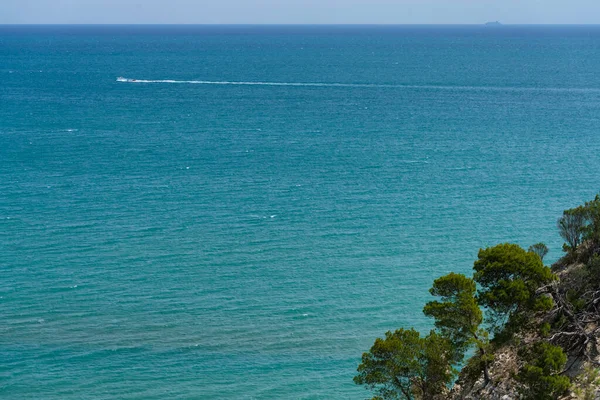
(1, 25, 600, 399)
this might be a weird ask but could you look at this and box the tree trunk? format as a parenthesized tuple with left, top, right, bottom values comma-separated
(479, 347, 491, 385)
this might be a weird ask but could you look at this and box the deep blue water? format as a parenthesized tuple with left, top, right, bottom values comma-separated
(1, 25, 600, 399)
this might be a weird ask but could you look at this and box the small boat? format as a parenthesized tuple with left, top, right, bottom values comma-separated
(116, 77, 137, 82)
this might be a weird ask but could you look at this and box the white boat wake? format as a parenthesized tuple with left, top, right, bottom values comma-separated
(115, 77, 600, 93)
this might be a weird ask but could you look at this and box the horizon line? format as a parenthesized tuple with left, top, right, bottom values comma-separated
(3, 23, 600, 26)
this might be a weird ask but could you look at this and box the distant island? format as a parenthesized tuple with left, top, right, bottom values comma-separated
(484, 21, 503, 26)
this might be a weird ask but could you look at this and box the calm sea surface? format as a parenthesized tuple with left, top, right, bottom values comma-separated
(2, 25, 600, 398)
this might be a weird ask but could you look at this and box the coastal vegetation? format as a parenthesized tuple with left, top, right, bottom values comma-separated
(355, 195, 600, 399)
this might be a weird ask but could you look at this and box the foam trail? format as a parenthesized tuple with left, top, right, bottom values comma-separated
(117, 77, 386, 88)
(116, 77, 600, 93)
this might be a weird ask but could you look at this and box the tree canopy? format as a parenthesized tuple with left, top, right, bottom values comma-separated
(354, 329, 454, 400)
(473, 243, 554, 331)
(423, 273, 481, 359)
(558, 195, 600, 256)
(528, 242, 549, 262)
(558, 209, 586, 253)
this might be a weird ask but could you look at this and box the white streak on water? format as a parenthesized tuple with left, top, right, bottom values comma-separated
(116, 77, 600, 93)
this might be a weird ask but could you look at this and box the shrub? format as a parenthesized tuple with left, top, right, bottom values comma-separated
(516, 342, 570, 400)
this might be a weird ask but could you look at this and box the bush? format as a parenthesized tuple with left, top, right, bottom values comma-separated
(586, 255, 600, 284)
(572, 366, 600, 400)
(516, 342, 570, 400)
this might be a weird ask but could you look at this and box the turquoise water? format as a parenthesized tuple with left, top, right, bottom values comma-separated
(1, 25, 600, 398)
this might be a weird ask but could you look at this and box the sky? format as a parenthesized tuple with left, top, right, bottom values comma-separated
(1, 0, 599, 24)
